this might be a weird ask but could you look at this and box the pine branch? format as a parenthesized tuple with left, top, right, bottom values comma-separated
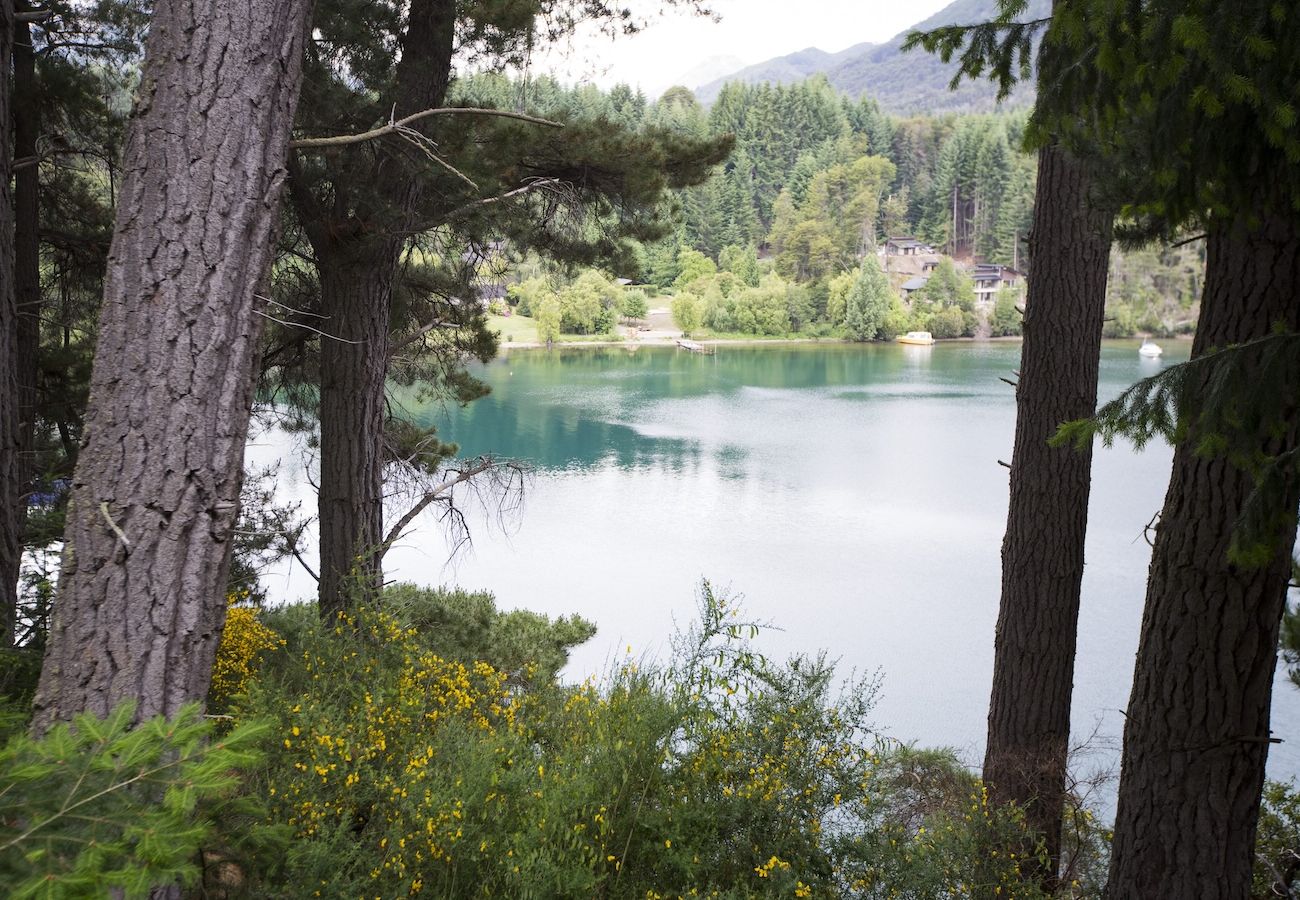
(902, 2, 1051, 100)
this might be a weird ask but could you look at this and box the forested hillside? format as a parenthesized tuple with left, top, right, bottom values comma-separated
(462, 72, 1200, 340)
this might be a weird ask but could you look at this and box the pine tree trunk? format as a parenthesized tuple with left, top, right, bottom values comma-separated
(30, 0, 313, 730)
(0, 0, 18, 649)
(316, 252, 397, 619)
(1104, 208, 1300, 899)
(982, 139, 1112, 888)
(299, 0, 455, 617)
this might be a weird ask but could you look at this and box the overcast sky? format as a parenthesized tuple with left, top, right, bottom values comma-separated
(536, 0, 954, 98)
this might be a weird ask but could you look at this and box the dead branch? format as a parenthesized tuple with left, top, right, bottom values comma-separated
(254, 304, 364, 345)
(290, 107, 561, 151)
(377, 457, 530, 567)
(380, 457, 498, 554)
(441, 177, 566, 223)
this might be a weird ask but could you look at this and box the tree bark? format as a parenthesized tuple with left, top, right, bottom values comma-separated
(982, 138, 1112, 888)
(296, 0, 456, 616)
(30, 0, 314, 730)
(1105, 206, 1300, 899)
(0, 0, 18, 649)
(316, 252, 396, 619)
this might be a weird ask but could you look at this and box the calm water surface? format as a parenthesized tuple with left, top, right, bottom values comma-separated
(256, 339, 1300, 797)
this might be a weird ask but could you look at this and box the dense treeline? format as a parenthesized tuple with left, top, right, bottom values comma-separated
(461, 72, 1198, 340)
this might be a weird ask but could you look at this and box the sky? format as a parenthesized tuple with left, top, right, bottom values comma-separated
(537, 0, 954, 98)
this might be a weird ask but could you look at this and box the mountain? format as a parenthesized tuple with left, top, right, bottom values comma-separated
(695, 0, 1050, 114)
(673, 55, 749, 92)
(690, 42, 874, 97)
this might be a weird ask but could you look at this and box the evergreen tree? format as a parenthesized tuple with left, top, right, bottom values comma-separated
(276, 2, 729, 616)
(844, 257, 892, 341)
(0, 0, 14, 653)
(1030, 2, 1300, 894)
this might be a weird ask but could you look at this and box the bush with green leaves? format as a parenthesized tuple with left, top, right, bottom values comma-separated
(228, 583, 1055, 898)
(619, 289, 649, 321)
(990, 287, 1023, 337)
(0, 702, 276, 899)
(671, 292, 703, 336)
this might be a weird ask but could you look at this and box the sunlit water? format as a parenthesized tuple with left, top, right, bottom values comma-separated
(249, 339, 1300, 806)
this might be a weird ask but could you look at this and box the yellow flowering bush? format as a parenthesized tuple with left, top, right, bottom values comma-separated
(208, 592, 283, 712)
(229, 584, 1093, 898)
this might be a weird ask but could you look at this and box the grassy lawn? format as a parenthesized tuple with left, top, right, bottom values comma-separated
(487, 313, 538, 344)
(488, 313, 625, 344)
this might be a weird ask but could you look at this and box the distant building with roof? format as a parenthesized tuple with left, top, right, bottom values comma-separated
(885, 236, 934, 257)
(970, 264, 1022, 306)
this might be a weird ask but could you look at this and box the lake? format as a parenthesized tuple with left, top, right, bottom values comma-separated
(251, 339, 1300, 801)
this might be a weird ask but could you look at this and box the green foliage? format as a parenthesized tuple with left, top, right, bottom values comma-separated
(844, 257, 894, 341)
(990, 287, 1023, 337)
(619, 289, 650, 321)
(826, 270, 856, 329)
(556, 270, 621, 335)
(903, 1, 1047, 103)
(231, 581, 1050, 898)
(507, 277, 553, 318)
(379, 584, 597, 687)
(1101, 305, 1138, 339)
(929, 306, 969, 340)
(1253, 781, 1300, 898)
(535, 297, 562, 345)
(915, 258, 976, 311)
(880, 298, 911, 341)
(671, 292, 703, 336)
(718, 244, 761, 287)
(698, 274, 794, 337)
(673, 248, 719, 291)
(0, 702, 273, 899)
(771, 153, 896, 281)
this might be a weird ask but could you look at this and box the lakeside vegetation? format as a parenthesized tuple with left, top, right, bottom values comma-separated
(0, 0, 1297, 897)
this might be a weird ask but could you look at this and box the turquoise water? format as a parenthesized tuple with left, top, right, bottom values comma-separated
(259, 339, 1300, 793)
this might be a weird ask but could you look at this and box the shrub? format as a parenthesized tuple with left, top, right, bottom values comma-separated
(0, 702, 272, 899)
(672, 293, 703, 336)
(232, 584, 1050, 898)
(1254, 780, 1300, 898)
(929, 306, 967, 340)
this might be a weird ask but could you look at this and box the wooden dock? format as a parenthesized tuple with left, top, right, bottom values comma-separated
(676, 339, 714, 355)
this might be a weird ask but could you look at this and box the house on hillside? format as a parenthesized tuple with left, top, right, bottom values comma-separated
(970, 264, 1022, 307)
(885, 236, 933, 257)
(882, 236, 942, 279)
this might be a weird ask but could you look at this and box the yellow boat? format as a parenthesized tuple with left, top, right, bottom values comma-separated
(897, 331, 935, 346)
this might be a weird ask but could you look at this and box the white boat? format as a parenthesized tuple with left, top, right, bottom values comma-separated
(1139, 338, 1163, 358)
(897, 331, 936, 346)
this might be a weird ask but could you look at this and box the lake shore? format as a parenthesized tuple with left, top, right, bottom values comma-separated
(497, 333, 1031, 351)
